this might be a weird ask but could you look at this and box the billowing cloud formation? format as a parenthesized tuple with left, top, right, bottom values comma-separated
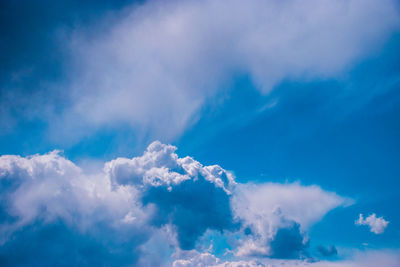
(0, 151, 150, 265)
(355, 213, 389, 234)
(0, 142, 346, 264)
(58, 0, 400, 141)
(105, 141, 237, 249)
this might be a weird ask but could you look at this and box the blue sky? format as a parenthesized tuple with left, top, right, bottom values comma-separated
(1, 0, 400, 266)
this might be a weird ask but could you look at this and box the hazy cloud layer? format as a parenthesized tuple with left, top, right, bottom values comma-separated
(0, 142, 346, 264)
(56, 0, 400, 142)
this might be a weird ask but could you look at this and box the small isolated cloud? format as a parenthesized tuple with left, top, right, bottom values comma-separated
(355, 213, 389, 234)
(0, 141, 349, 264)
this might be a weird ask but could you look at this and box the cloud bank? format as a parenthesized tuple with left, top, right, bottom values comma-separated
(55, 0, 400, 142)
(173, 249, 400, 267)
(0, 141, 346, 265)
(355, 213, 389, 234)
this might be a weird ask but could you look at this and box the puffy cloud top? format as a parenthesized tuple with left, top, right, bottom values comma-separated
(356, 213, 389, 234)
(105, 141, 235, 192)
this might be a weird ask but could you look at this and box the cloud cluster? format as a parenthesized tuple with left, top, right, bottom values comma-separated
(55, 0, 400, 142)
(355, 213, 389, 234)
(0, 141, 346, 264)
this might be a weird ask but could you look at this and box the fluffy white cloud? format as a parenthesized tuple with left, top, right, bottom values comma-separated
(0, 141, 349, 264)
(0, 150, 149, 247)
(355, 213, 389, 234)
(57, 0, 400, 142)
(0, 141, 237, 253)
(0, 150, 154, 265)
(105, 141, 237, 249)
(231, 183, 347, 258)
(105, 141, 235, 192)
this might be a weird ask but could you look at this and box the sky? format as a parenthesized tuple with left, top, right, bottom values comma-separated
(0, 0, 400, 266)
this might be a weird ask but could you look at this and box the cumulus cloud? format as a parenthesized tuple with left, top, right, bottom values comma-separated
(0, 141, 348, 264)
(355, 213, 389, 234)
(231, 183, 346, 258)
(54, 0, 400, 142)
(0, 150, 151, 265)
(105, 141, 237, 249)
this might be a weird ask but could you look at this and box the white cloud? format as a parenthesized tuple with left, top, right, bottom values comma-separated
(231, 183, 348, 258)
(173, 251, 221, 267)
(173, 249, 400, 267)
(0, 141, 350, 263)
(105, 141, 235, 192)
(105, 141, 238, 249)
(233, 183, 347, 229)
(0, 150, 149, 246)
(355, 213, 389, 234)
(0, 141, 237, 251)
(56, 0, 400, 142)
